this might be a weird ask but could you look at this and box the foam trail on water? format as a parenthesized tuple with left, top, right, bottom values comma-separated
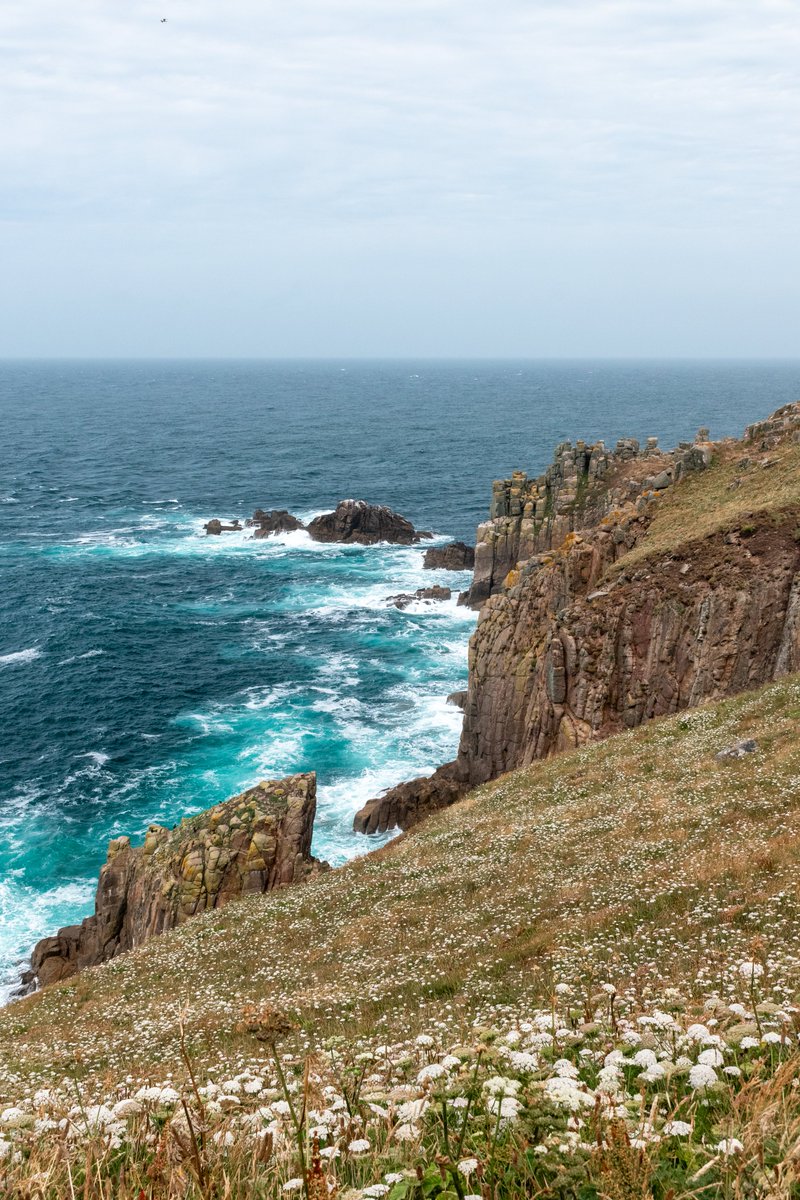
(0, 648, 41, 667)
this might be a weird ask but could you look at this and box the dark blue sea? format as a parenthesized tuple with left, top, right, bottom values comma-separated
(1, 359, 799, 999)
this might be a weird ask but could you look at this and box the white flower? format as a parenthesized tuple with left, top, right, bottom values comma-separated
(0, 1108, 31, 1129)
(554, 983, 571, 995)
(544, 1078, 594, 1111)
(393, 1123, 420, 1142)
(458, 1157, 478, 1176)
(632, 1049, 658, 1069)
(320, 1146, 340, 1160)
(724, 1066, 742, 1077)
(348, 1137, 371, 1154)
(738, 961, 764, 981)
(716, 1138, 744, 1156)
(417, 1064, 446, 1084)
(686, 1024, 711, 1042)
(698, 1048, 725, 1067)
(397, 1098, 428, 1122)
(0, 1140, 12, 1160)
(689, 1064, 719, 1092)
(552, 1058, 580, 1078)
(663, 1120, 692, 1137)
(112, 1099, 143, 1119)
(362, 1187, 390, 1198)
(487, 1095, 522, 1120)
(739, 1036, 760, 1050)
(762, 1032, 784, 1045)
(384, 1174, 404, 1185)
(601, 983, 617, 995)
(508, 1050, 539, 1071)
(415, 1034, 435, 1047)
(441, 1055, 461, 1070)
(282, 1180, 304, 1193)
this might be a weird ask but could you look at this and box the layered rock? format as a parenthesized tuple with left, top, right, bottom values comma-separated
(423, 542, 475, 571)
(30, 773, 324, 988)
(354, 403, 800, 834)
(307, 500, 428, 545)
(462, 434, 717, 607)
(247, 509, 305, 538)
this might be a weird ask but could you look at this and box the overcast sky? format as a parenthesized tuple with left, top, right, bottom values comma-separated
(1, 1, 799, 357)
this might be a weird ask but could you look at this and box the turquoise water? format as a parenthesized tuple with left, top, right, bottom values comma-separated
(1, 359, 799, 1000)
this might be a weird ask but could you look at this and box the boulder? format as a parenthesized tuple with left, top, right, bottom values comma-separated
(715, 739, 759, 762)
(29, 773, 325, 989)
(387, 586, 452, 609)
(423, 542, 475, 571)
(306, 500, 422, 545)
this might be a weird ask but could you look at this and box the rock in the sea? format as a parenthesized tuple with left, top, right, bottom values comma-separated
(30, 773, 325, 989)
(204, 519, 243, 535)
(352, 764, 466, 834)
(423, 542, 475, 571)
(387, 586, 452, 609)
(248, 509, 305, 538)
(307, 500, 422, 545)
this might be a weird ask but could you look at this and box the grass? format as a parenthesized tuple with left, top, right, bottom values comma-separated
(2, 675, 800, 1195)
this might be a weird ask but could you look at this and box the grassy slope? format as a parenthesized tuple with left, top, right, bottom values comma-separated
(3, 673, 800, 1094)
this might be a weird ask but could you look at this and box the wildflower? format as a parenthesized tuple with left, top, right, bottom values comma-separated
(282, 1180, 304, 1193)
(739, 1036, 760, 1050)
(112, 1098, 143, 1118)
(0, 1141, 11, 1160)
(552, 1058, 580, 1078)
(393, 1123, 420, 1141)
(724, 1066, 742, 1077)
(554, 983, 571, 995)
(362, 1187, 390, 1198)
(0, 1107, 31, 1129)
(458, 1157, 478, 1176)
(739, 962, 764, 981)
(417, 1063, 446, 1083)
(348, 1137, 371, 1154)
(663, 1120, 692, 1137)
(686, 1024, 711, 1042)
(716, 1138, 744, 1155)
(415, 1034, 434, 1047)
(544, 1077, 593, 1111)
(320, 1146, 340, 1160)
(762, 1032, 784, 1045)
(697, 1048, 725, 1066)
(689, 1063, 719, 1092)
(384, 1174, 404, 1185)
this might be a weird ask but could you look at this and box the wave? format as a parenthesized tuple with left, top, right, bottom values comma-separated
(0, 876, 97, 1005)
(57, 648, 105, 666)
(0, 647, 41, 667)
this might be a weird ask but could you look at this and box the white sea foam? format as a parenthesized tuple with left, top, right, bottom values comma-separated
(58, 648, 105, 666)
(0, 877, 96, 1005)
(0, 647, 41, 667)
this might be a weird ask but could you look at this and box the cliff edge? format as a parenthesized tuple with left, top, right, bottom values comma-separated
(354, 403, 800, 833)
(29, 772, 323, 988)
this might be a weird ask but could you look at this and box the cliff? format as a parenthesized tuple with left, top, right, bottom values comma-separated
(29, 773, 323, 988)
(354, 402, 800, 833)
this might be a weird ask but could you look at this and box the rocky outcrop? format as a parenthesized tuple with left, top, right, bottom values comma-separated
(423, 542, 475, 571)
(29, 774, 324, 989)
(387, 586, 452, 609)
(462, 433, 716, 608)
(204, 519, 243, 535)
(354, 403, 800, 835)
(352, 765, 465, 834)
(307, 500, 429, 545)
(248, 509, 305, 538)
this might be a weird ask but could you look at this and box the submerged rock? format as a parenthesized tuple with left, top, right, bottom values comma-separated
(387, 586, 452, 609)
(423, 542, 475, 571)
(307, 500, 423, 545)
(29, 773, 325, 989)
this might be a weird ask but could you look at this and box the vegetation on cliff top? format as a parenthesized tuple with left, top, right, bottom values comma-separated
(2, 673, 800, 1196)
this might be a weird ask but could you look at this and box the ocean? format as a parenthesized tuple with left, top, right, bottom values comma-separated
(1, 358, 799, 1001)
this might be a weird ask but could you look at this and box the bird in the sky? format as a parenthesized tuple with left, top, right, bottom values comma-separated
(160, 17, 167, 22)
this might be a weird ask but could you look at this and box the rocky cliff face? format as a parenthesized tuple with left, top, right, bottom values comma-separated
(354, 403, 800, 834)
(30, 773, 324, 988)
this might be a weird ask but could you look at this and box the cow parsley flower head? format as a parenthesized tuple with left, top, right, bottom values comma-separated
(717, 1138, 744, 1156)
(689, 1063, 719, 1092)
(739, 961, 764, 981)
(458, 1157, 479, 1176)
(348, 1138, 371, 1154)
(663, 1120, 692, 1137)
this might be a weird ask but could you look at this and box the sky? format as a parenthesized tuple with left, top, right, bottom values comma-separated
(1, 0, 799, 357)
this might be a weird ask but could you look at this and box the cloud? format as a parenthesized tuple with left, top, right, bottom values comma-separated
(0, 1, 798, 354)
